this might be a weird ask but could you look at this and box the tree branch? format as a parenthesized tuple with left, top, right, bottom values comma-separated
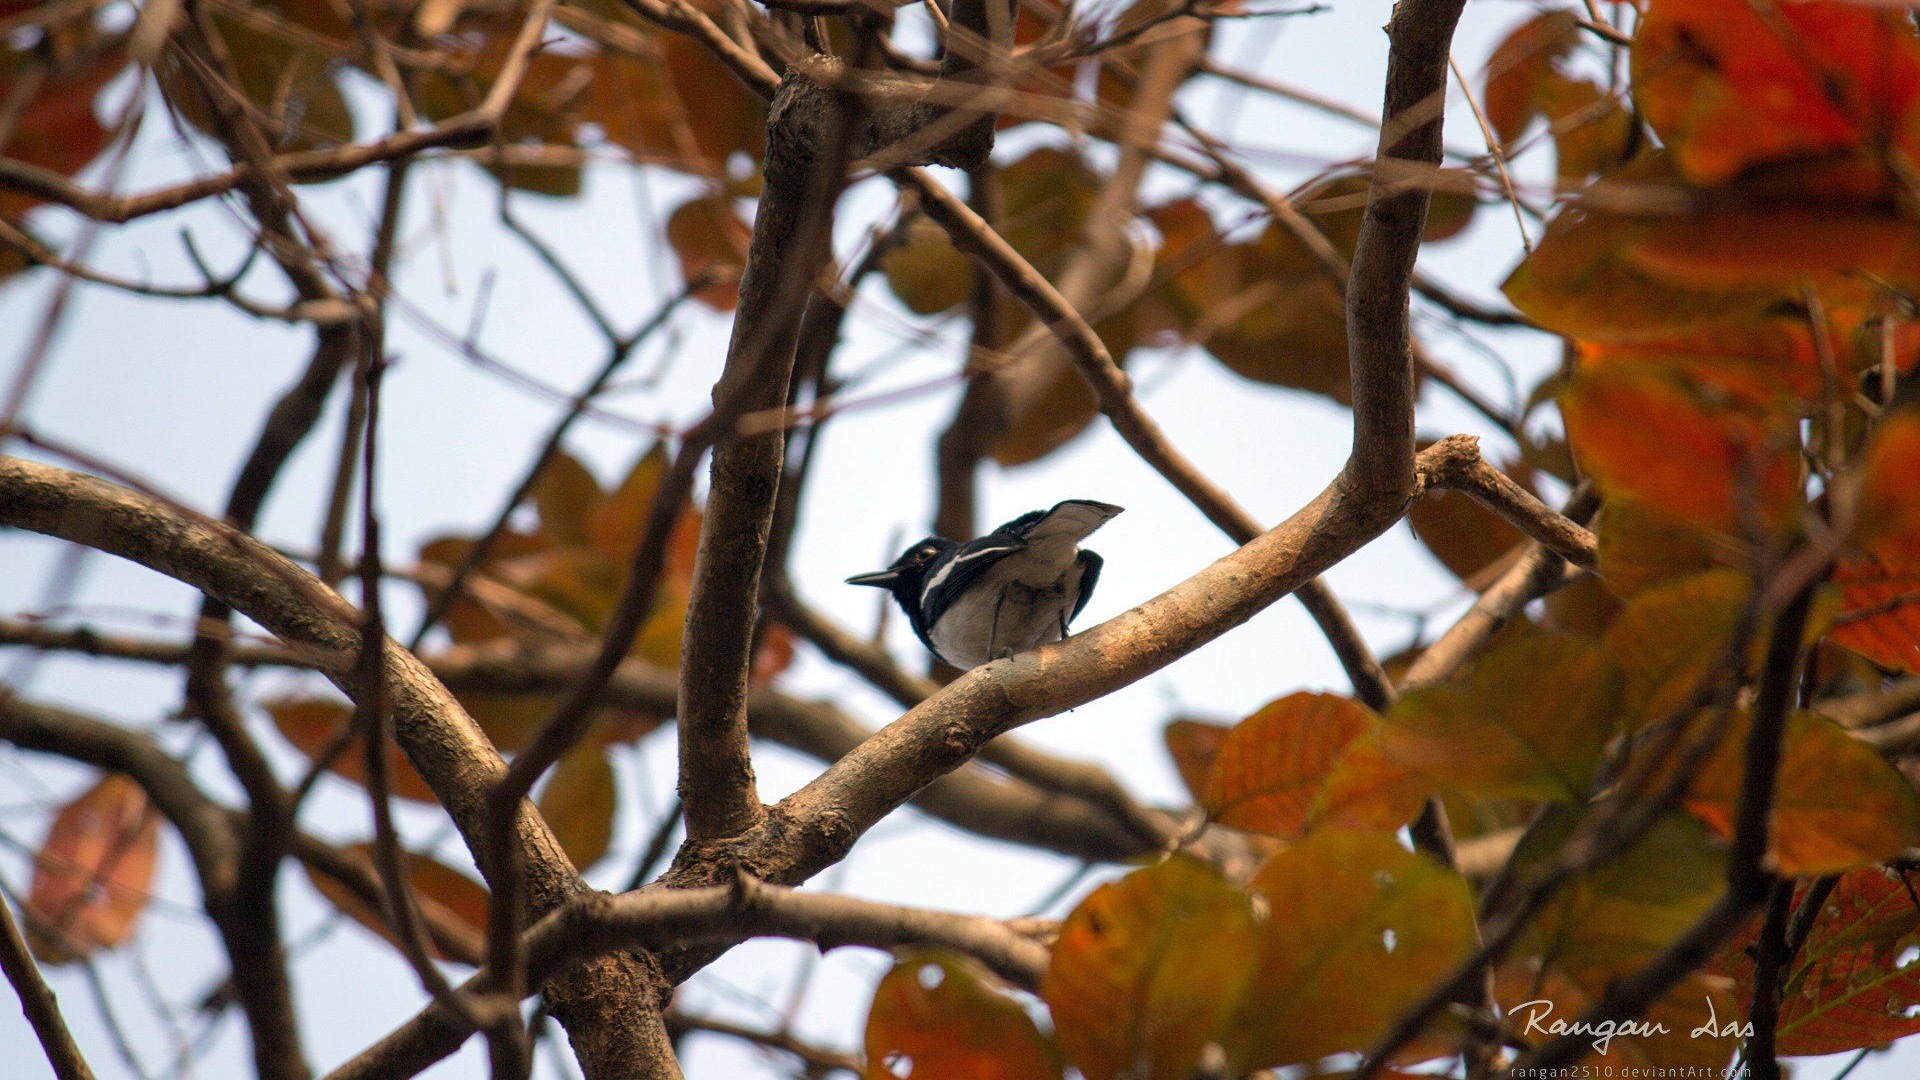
(0, 456, 675, 1080)
(0, 888, 98, 1080)
(323, 876, 1048, 1080)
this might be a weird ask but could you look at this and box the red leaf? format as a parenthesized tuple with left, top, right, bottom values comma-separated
(26, 774, 160, 963)
(865, 950, 1063, 1080)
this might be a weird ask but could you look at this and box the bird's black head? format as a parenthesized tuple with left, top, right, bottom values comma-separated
(845, 536, 954, 599)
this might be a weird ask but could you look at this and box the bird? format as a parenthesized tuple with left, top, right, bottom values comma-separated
(846, 499, 1123, 671)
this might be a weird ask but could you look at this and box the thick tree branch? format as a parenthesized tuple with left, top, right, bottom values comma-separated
(0, 456, 674, 1080)
(1345, 0, 1465, 498)
(324, 876, 1048, 1080)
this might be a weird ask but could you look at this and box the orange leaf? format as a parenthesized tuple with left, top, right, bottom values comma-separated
(589, 442, 682, 566)
(988, 357, 1101, 468)
(25, 774, 159, 963)
(864, 950, 1063, 1080)
(881, 219, 972, 316)
(1162, 718, 1231, 804)
(1593, 498, 1741, 599)
(266, 697, 439, 803)
(302, 844, 488, 964)
(532, 450, 605, 548)
(0, 53, 126, 217)
(1632, 0, 1920, 187)
(1560, 365, 1802, 534)
(1830, 554, 1920, 674)
(1720, 867, 1920, 1056)
(1407, 484, 1526, 584)
(538, 746, 616, 870)
(1482, 10, 1582, 143)
(750, 621, 795, 686)
(1325, 632, 1618, 812)
(1512, 808, 1726, 981)
(416, 531, 547, 644)
(1200, 692, 1372, 838)
(1573, 317, 1834, 408)
(1680, 710, 1920, 874)
(1502, 157, 1782, 341)
(1043, 856, 1260, 1080)
(1854, 408, 1920, 560)
(1226, 831, 1476, 1070)
(1539, 75, 1635, 182)
(1625, 208, 1920, 294)
(1601, 569, 1751, 725)
(666, 195, 751, 310)
(1543, 573, 1624, 639)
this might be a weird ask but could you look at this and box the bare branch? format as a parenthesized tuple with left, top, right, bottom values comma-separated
(0, 892, 97, 1080)
(324, 876, 1049, 1080)
(0, 456, 676, 1080)
(1417, 435, 1596, 570)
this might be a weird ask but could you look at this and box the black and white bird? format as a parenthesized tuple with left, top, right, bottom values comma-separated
(846, 499, 1123, 671)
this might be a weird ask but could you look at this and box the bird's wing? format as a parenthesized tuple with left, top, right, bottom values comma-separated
(1069, 549, 1103, 624)
(1021, 500, 1123, 545)
(919, 540, 1023, 626)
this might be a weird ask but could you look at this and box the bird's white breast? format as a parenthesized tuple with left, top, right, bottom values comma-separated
(927, 555, 1090, 670)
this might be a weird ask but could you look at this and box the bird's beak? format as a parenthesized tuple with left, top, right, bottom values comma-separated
(845, 569, 900, 587)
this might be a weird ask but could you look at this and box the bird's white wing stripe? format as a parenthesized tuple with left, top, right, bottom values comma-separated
(920, 544, 1019, 603)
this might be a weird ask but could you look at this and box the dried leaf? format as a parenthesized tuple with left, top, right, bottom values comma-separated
(1162, 718, 1231, 805)
(1043, 856, 1260, 1080)
(1682, 710, 1920, 874)
(267, 697, 439, 803)
(303, 844, 488, 964)
(1720, 867, 1920, 1055)
(26, 774, 159, 963)
(865, 950, 1063, 1080)
(538, 745, 616, 870)
(1227, 830, 1476, 1070)
(666, 195, 751, 310)
(1201, 692, 1372, 838)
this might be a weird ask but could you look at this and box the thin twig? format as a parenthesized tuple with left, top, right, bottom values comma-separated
(0, 893, 98, 1080)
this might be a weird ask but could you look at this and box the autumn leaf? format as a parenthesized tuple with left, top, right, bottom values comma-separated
(1680, 710, 1920, 874)
(1829, 554, 1920, 674)
(532, 450, 605, 549)
(1512, 808, 1726, 982)
(1407, 480, 1527, 584)
(1043, 856, 1260, 1080)
(1482, 10, 1582, 144)
(267, 697, 440, 804)
(865, 950, 1063, 1080)
(1854, 409, 1920, 560)
(538, 745, 616, 870)
(1720, 868, 1920, 1056)
(1633, 0, 1920, 188)
(1162, 718, 1232, 804)
(666, 195, 752, 310)
(1593, 498, 1741, 599)
(26, 774, 160, 964)
(1226, 830, 1476, 1070)
(1560, 364, 1802, 535)
(882, 219, 973, 316)
(0, 50, 127, 218)
(1601, 569, 1751, 726)
(1503, 160, 1782, 340)
(303, 845, 488, 964)
(1200, 692, 1372, 838)
(1317, 631, 1618, 824)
